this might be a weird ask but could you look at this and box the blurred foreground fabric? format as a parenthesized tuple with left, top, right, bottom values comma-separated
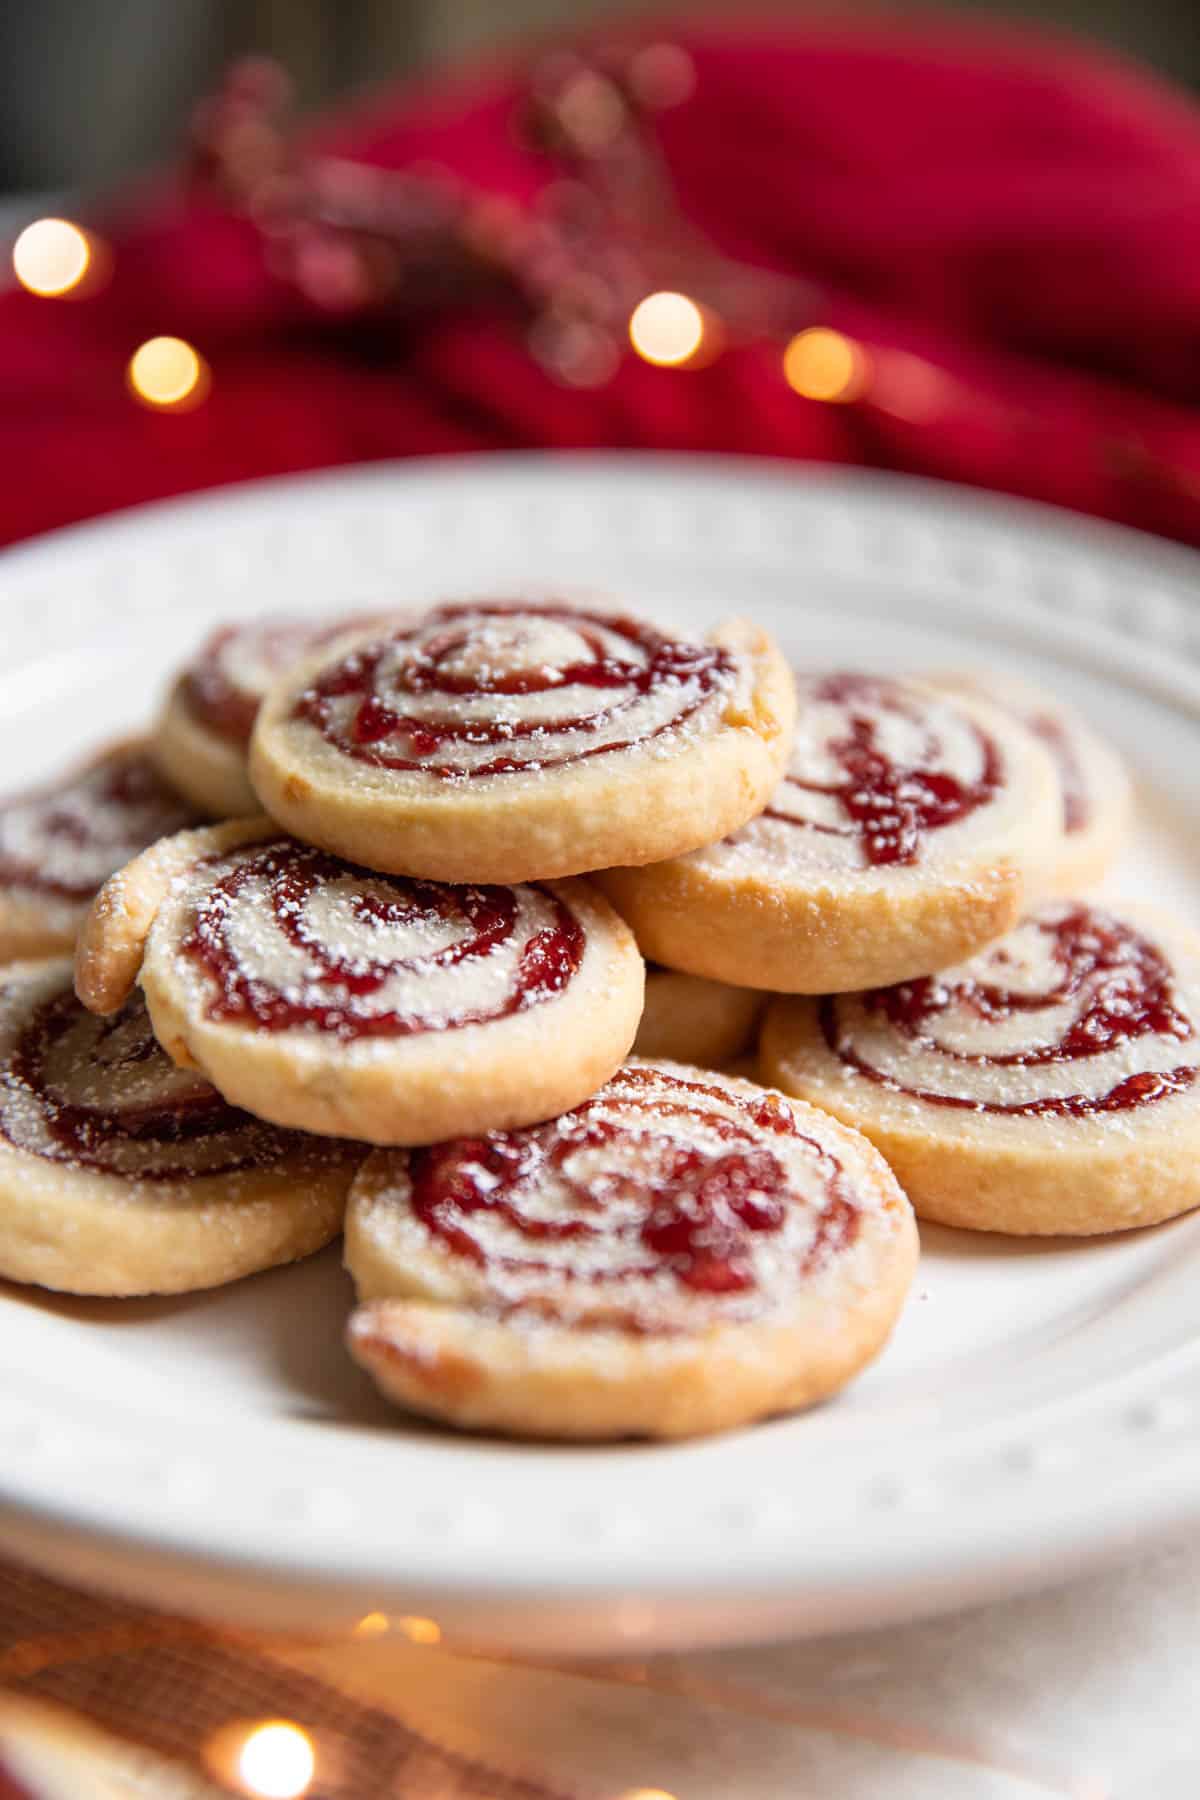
(4, 17, 1200, 548)
(4, 1544, 1200, 1795)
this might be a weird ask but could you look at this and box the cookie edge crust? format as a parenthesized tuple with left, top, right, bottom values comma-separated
(0, 959, 358, 1296)
(247, 617, 798, 882)
(150, 675, 258, 818)
(597, 854, 1026, 992)
(634, 968, 764, 1064)
(346, 1221, 917, 1441)
(342, 1065, 918, 1439)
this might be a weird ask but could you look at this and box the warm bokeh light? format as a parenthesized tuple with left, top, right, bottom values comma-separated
(396, 1615, 442, 1645)
(783, 327, 869, 403)
(618, 1789, 679, 1800)
(872, 348, 952, 422)
(235, 1721, 315, 1799)
(629, 291, 705, 367)
(127, 336, 209, 410)
(12, 218, 91, 296)
(353, 1611, 391, 1638)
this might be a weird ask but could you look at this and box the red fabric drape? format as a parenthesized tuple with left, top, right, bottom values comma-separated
(5, 18, 1200, 547)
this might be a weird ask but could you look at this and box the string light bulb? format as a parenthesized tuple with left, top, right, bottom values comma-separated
(783, 327, 869, 403)
(127, 335, 209, 410)
(396, 1615, 442, 1645)
(353, 1611, 391, 1638)
(234, 1721, 315, 1799)
(629, 291, 706, 367)
(12, 218, 92, 297)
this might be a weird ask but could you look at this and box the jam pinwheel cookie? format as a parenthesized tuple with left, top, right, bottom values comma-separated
(249, 600, 796, 883)
(0, 740, 198, 964)
(762, 900, 1200, 1236)
(76, 818, 643, 1145)
(0, 960, 357, 1295)
(597, 671, 1060, 994)
(345, 1060, 917, 1440)
(152, 612, 391, 818)
(929, 670, 1131, 894)
(634, 965, 763, 1067)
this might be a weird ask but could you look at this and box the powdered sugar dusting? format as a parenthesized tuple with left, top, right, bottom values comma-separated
(183, 610, 397, 745)
(821, 901, 1200, 1118)
(0, 745, 197, 903)
(291, 601, 741, 781)
(703, 672, 1011, 878)
(0, 964, 330, 1182)
(359, 1063, 897, 1332)
(174, 838, 587, 1039)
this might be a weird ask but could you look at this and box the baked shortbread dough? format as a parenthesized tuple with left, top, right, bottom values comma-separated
(0, 960, 357, 1295)
(0, 740, 197, 962)
(249, 600, 796, 882)
(76, 818, 643, 1145)
(597, 672, 1060, 993)
(152, 612, 391, 817)
(929, 669, 1131, 894)
(345, 1059, 918, 1440)
(763, 899, 1200, 1236)
(634, 965, 762, 1066)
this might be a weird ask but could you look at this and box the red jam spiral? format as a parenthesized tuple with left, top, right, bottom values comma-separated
(183, 838, 586, 1040)
(1027, 712, 1088, 834)
(0, 975, 303, 1180)
(292, 602, 736, 780)
(820, 903, 1197, 1118)
(183, 611, 389, 745)
(0, 746, 196, 902)
(407, 1065, 860, 1304)
(761, 674, 1003, 867)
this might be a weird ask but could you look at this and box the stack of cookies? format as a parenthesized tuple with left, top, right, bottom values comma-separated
(0, 593, 1193, 1442)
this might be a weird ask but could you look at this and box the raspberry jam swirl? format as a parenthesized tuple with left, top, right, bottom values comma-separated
(1026, 712, 1088, 834)
(0, 972, 304, 1180)
(400, 1065, 871, 1324)
(183, 838, 586, 1040)
(0, 745, 196, 902)
(749, 673, 1003, 869)
(183, 612, 390, 745)
(820, 903, 1198, 1118)
(292, 602, 737, 780)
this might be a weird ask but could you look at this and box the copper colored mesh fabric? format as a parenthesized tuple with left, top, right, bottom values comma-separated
(0, 1558, 566, 1799)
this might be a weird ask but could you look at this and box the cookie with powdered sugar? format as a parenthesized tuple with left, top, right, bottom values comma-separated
(0, 959, 358, 1295)
(597, 671, 1059, 994)
(249, 599, 795, 882)
(0, 740, 198, 962)
(928, 669, 1131, 895)
(346, 1059, 917, 1440)
(75, 818, 643, 1146)
(152, 612, 392, 817)
(762, 899, 1200, 1236)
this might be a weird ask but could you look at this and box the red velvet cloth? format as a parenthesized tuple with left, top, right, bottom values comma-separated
(5, 18, 1200, 548)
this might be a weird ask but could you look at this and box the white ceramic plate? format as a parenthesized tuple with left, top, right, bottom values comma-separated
(3, 454, 1200, 1655)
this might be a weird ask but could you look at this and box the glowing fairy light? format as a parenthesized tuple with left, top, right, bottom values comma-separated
(234, 1720, 315, 1798)
(12, 218, 91, 296)
(619, 1790, 679, 1800)
(396, 1615, 442, 1645)
(353, 1611, 391, 1638)
(629, 291, 706, 367)
(127, 336, 209, 410)
(783, 327, 869, 403)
